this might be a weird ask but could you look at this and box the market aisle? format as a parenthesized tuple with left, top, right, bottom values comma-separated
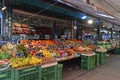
(63, 55, 120, 80)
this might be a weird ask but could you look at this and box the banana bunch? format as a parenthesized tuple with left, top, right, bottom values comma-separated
(10, 55, 42, 68)
(28, 55, 42, 66)
(10, 58, 26, 68)
(39, 50, 51, 57)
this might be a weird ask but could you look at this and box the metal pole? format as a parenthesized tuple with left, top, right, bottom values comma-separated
(8, 5, 12, 40)
(1, 11, 5, 37)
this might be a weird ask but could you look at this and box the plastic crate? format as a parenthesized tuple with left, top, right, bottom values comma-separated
(14, 66, 41, 80)
(81, 55, 95, 71)
(99, 52, 106, 64)
(41, 72, 56, 80)
(95, 52, 107, 65)
(0, 68, 14, 80)
(41, 65, 57, 80)
(95, 52, 100, 66)
(42, 65, 56, 74)
(57, 64, 63, 80)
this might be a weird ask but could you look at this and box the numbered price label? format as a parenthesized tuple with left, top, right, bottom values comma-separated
(61, 35, 66, 39)
(20, 34, 26, 39)
(45, 35, 50, 39)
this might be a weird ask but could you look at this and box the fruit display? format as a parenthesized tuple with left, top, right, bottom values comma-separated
(96, 41, 112, 51)
(0, 51, 9, 60)
(96, 46, 107, 52)
(81, 51, 96, 56)
(10, 55, 42, 68)
(12, 23, 31, 34)
(0, 42, 17, 57)
(74, 46, 86, 52)
(0, 39, 104, 69)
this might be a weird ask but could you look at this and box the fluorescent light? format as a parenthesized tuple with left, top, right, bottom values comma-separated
(88, 20, 93, 24)
(113, 32, 116, 34)
(2, 6, 6, 11)
(97, 13, 114, 19)
(94, 28, 97, 31)
(81, 16, 87, 19)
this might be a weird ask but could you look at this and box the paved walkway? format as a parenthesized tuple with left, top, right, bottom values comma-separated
(63, 55, 120, 80)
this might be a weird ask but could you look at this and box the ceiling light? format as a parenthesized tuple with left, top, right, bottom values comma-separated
(81, 16, 87, 19)
(94, 28, 97, 31)
(113, 32, 116, 34)
(97, 13, 114, 19)
(103, 26, 105, 27)
(88, 19, 93, 24)
(2, 6, 6, 11)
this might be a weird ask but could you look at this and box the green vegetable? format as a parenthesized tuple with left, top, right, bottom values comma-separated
(0, 52, 9, 60)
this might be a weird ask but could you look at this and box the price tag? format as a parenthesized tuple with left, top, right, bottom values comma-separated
(74, 26, 77, 30)
(61, 35, 66, 39)
(20, 34, 26, 39)
(55, 35, 58, 39)
(35, 34, 39, 39)
(68, 32, 71, 39)
(45, 35, 50, 39)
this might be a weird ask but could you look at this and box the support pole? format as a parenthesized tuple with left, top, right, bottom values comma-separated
(8, 5, 12, 40)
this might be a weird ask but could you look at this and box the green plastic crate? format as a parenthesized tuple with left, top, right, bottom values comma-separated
(57, 64, 63, 80)
(95, 52, 107, 65)
(14, 66, 41, 80)
(42, 66, 56, 74)
(114, 48, 120, 55)
(99, 52, 106, 64)
(0, 68, 14, 80)
(41, 65, 57, 80)
(41, 72, 56, 80)
(95, 52, 100, 66)
(81, 55, 95, 71)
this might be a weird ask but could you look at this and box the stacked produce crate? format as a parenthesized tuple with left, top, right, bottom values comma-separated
(81, 53, 96, 71)
(41, 65, 57, 80)
(0, 68, 14, 80)
(14, 66, 41, 80)
(0, 62, 63, 80)
(57, 64, 63, 80)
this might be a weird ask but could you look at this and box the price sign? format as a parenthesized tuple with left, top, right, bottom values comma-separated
(35, 34, 40, 39)
(61, 35, 66, 39)
(45, 35, 50, 39)
(20, 34, 26, 39)
(55, 35, 58, 39)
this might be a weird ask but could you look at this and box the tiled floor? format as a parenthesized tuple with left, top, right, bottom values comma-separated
(63, 55, 120, 80)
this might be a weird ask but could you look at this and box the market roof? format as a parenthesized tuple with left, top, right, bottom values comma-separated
(4, 0, 120, 26)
